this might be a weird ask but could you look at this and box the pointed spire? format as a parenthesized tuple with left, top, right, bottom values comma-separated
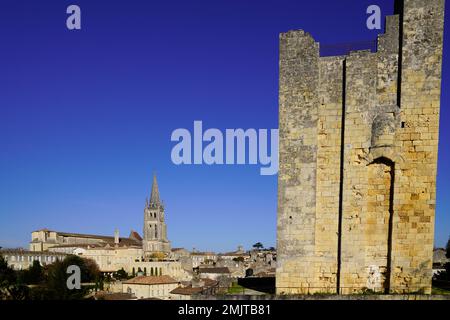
(149, 173, 161, 206)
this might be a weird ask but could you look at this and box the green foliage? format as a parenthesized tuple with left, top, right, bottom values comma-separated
(312, 291, 334, 296)
(44, 255, 101, 299)
(0, 255, 34, 300)
(113, 268, 129, 280)
(232, 257, 244, 263)
(432, 287, 450, 295)
(17, 260, 44, 285)
(360, 287, 377, 295)
(446, 237, 450, 259)
(435, 236, 450, 282)
(45, 259, 76, 299)
(0, 255, 16, 285)
(28, 286, 57, 300)
(436, 263, 450, 281)
(252, 242, 264, 250)
(227, 282, 245, 294)
(0, 254, 102, 300)
(7, 284, 30, 300)
(0, 255, 19, 300)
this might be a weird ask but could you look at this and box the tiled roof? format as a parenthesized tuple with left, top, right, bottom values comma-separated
(254, 271, 275, 278)
(48, 244, 92, 248)
(191, 252, 216, 256)
(123, 276, 179, 285)
(220, 252, 248, 257)
(95, 292, 135, 300)
(32, 229, 142, 247)
(170, 286, 203, 295)
(202, 278, 219, 287)
(0, 249, 66, 256)
(129, 230, 143, 241)
(199, 267, 230, 274)
(170, 279, 218, 295)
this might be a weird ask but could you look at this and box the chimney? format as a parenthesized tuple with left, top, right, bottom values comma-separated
(114, 229, 119, 245)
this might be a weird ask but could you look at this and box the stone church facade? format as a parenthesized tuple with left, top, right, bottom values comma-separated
(30, 174, 171, 260)
(277, 0, 445, 294)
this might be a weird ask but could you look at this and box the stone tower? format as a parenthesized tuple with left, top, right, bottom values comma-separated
(277, 0, 445, 294)
(143, 174, 171, 256)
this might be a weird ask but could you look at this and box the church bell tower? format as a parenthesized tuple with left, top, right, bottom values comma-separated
(143, 174, 171, 256)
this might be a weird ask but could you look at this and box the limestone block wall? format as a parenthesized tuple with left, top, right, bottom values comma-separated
(390, 0, 445, 294)
(277, 0, 445, 295)
(314, 56, 345, 291)
(277, 30, 320, 294)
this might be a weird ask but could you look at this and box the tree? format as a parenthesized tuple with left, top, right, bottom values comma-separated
(18, 260, 44, 285)
(28, 286, 55, 300)
(252, 242, 264, 250)
(446, 237, 450, 259)
(0, 255, 17, 300)
(233, 257, 244, 263)
(113, 268, 128, 280)
(435, 236, 450, 282)
(44, 255, 101, 299)
(81, 257, 101, 283)
(6, 284, 30, 300)
(0, 255, 16, 285)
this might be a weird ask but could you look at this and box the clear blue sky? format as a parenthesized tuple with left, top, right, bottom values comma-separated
(0, 0, 449, 252)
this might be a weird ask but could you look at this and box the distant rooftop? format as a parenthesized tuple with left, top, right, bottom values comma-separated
(123, 275, 179, 285)
(32, 229, 142, 247)
(199, 267, 230, 274)
(0, 248, 66, 255)
(191, 252, 217, 256)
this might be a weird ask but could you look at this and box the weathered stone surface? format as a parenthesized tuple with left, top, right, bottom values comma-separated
(277, 0, 445, 295)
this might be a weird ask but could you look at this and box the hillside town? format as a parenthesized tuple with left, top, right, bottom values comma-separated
(0, 175, 277, 300)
